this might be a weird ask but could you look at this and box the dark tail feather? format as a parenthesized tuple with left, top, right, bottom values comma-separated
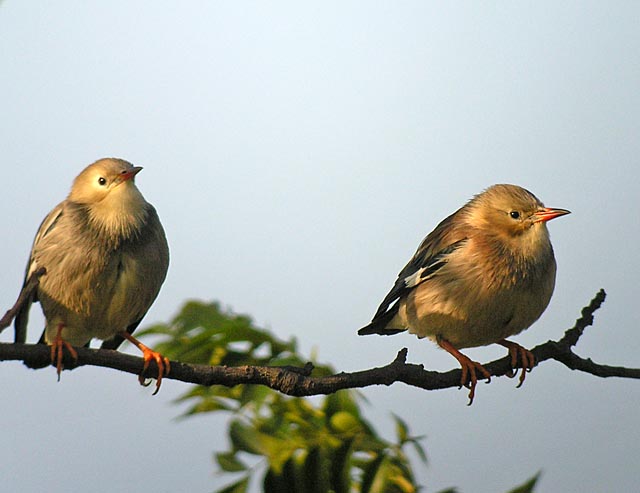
(13, 302, 30, 344)
(101, 318, 142, 351)
(100, 334, 125, 351)
(358, 305, 405, 336)
(13, 286, 39, 343)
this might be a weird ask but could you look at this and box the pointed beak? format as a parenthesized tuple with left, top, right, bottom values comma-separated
(533, 207, 571, 223)
(119, 166, 143, 183)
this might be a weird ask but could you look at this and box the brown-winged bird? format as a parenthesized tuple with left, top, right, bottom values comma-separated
(358, 184, 570, 404)
(14, 158, 170, 393)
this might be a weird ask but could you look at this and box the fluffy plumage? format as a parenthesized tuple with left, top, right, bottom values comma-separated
(15, 158, 170, 391)
(359, 184, 570, 403)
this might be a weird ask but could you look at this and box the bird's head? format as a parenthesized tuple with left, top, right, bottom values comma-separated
(467, 184, 570, 254)
(69, 158, 143, 205)
(68, 158, 149, 238)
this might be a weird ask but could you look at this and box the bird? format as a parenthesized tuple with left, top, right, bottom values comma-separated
(358, 184, 570, 404)
(14, 158, 170, 394)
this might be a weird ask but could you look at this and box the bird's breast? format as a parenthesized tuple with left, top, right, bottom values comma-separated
(397, 239, 556, 348)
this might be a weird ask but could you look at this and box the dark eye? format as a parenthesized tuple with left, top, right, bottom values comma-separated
(98, 177, 107, 186)
(509, 211, 520, 219)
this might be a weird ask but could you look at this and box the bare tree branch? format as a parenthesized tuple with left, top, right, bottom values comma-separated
(1, 289, 638, 396)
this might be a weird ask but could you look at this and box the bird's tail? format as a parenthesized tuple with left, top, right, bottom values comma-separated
(357, 308, 406, 336)
(13, 291, 36, 344)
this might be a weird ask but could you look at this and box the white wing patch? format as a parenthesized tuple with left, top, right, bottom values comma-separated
(404, 268, 426, 288)
(403, 258, 449, 288)
(402, 240, 466, 290)
(26, 204, 64, 279)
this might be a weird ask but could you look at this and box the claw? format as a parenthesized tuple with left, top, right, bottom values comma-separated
(120, 332, 170, 395)
(437, 336, 491, 405)
(499, 340, 535, 388)
(50, 323, 78, 381)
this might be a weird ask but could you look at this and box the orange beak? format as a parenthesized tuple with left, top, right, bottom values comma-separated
(533, 207, 571, 223)
(119, 166, 143, 182)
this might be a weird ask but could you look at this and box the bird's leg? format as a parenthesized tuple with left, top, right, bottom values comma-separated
(498, 339, 535, 388)
(119, 332, 170, 395)
(437, 336, 491, 405)
(50, 323, 78, 381)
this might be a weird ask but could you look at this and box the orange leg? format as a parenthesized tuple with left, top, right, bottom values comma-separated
(50, 324, 78, 381)
(120, 332, 170, 395)
(498, 340, 535, 388)
(437, 336, 491, 405)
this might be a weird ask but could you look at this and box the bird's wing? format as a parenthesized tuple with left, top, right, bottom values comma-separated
(25, 203, 65, 281)
(14, 203, 65, 343)
(359, 210, 468, 335)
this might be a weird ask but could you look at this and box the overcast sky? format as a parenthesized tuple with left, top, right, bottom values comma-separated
(1, 2, 638, 492)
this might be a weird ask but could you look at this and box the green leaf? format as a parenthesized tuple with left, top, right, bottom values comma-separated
(215, 452, 247, 473)
(391, 413, 427, 465)
(302, 447, 331, 493)
(238, 383, 273, 409)
(329, 439, 354, 493)
(264, 457, 309, 493)
(408, 437, 428, 465)
(183, 397, 237, 416)
(324, 390, 360, 420)
(329, 411, 362, 435)
(229, 420, 265, 455)
(506, 472, 541, 493)
(393, 413, 409, 444)
(361, 453, 386, 493)
(229, 420, 301, 472)
(214, 475, 249, 493)
(264, 468, 290, 493)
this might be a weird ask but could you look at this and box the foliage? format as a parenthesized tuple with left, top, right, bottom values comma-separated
(505, 473, 540, 493)
(140, 300, 538, 493)
(140, 301, 427, 493)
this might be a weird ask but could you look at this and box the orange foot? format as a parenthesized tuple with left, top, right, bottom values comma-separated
(120, 332, 171, 395)
(499, 339, 535, 388)
(50, 324, 78, 381)
(437, 336, 491, 405)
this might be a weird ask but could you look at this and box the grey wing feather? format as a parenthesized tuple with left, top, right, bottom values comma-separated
(358, 210, 467, 336)
(14, 203, 65, 343)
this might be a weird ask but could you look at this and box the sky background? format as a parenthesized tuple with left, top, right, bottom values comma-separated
(1, 2, 639, 492)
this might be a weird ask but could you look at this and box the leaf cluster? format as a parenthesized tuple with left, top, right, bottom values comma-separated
(141, 301, 428, 493)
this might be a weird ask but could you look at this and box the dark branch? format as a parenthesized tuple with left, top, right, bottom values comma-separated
(1, 289, 638, 397)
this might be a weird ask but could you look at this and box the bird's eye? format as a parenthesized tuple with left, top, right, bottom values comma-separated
(98, 177, 107, 186)
(509, 211, 520, 219)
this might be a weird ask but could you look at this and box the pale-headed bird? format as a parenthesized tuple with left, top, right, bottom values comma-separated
(14, 158, 170, 393)
(358, 184, 570, 404)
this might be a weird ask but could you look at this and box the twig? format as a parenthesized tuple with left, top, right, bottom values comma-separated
(1, 289, 637, 398)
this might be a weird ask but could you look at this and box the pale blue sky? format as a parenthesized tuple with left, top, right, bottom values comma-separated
(1, 2, 638, 492)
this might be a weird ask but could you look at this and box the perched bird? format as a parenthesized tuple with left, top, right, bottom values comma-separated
(14, 158, 170, 393)
(358, 184, 570, 404)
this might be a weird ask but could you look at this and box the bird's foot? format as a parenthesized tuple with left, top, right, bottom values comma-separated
(459, 358, 491, 405)
(437, 336, 491, 405)
(499, 340, 535, 388)
(50, 324, 78, 381)
(120, 332, 170, 395)
(139, 346, 171, 395)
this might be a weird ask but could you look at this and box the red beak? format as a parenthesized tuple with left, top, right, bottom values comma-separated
(120, 166, 143, 182)
(533, 207, 571, 223)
